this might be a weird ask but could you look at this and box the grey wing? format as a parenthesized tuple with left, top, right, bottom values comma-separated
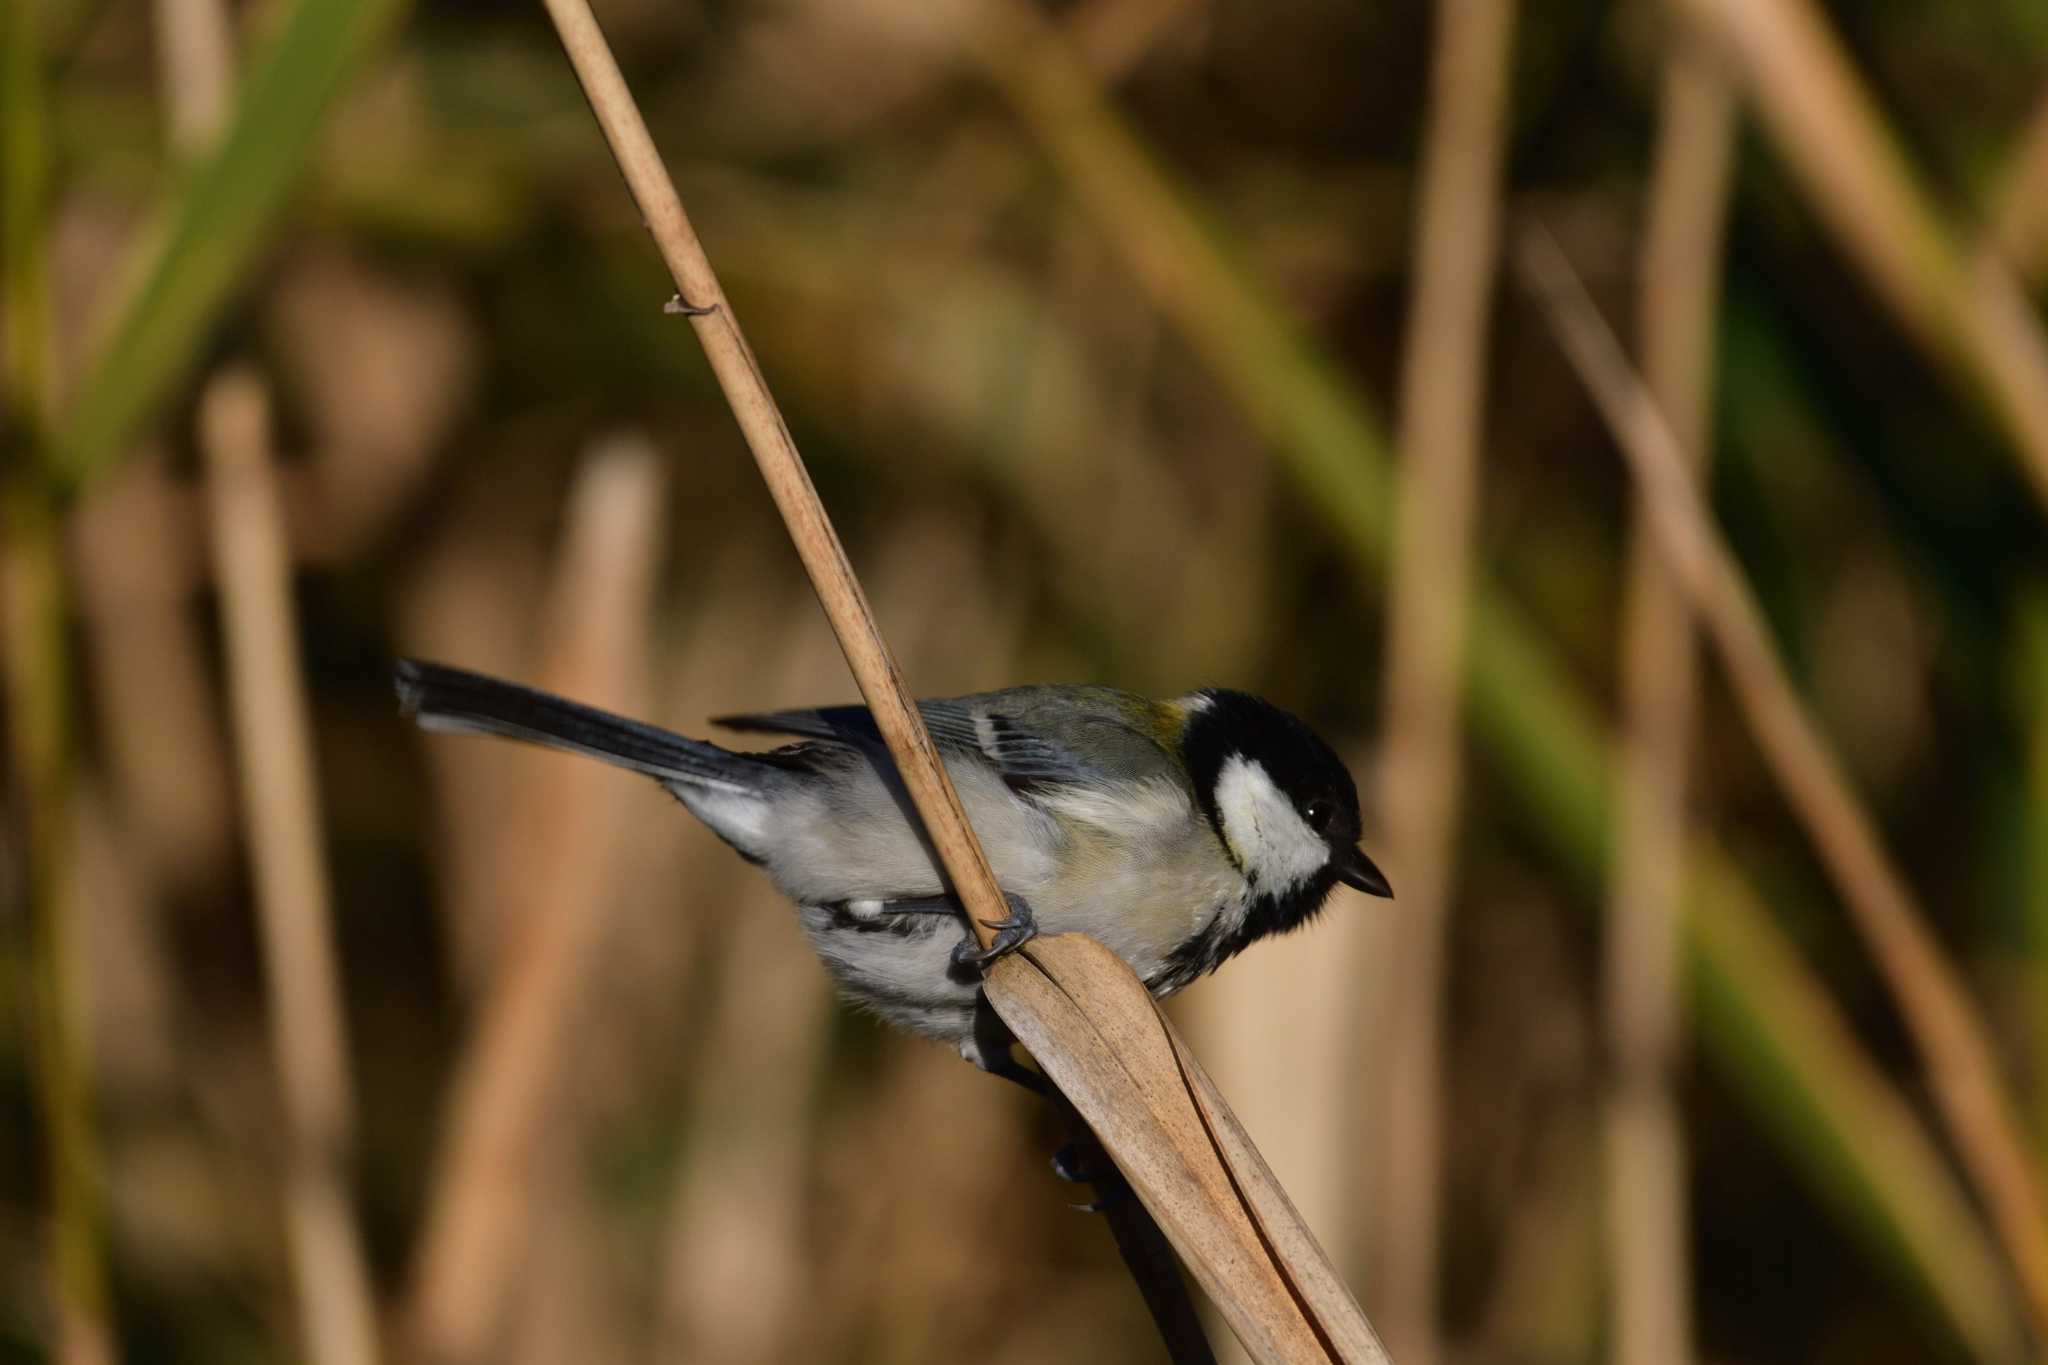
(714, 686, 1175, 792)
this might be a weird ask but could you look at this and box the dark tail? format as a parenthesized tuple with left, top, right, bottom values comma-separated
(394, 659, 765, 794)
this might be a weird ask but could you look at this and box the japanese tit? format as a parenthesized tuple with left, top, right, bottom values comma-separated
(395, 660, 1391, 1075)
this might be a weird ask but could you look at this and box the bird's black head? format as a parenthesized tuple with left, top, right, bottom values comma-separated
(1179, 689, 1392, 950)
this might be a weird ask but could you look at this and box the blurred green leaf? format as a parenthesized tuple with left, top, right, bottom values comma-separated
(971, 8, 2027, 1357)
(48, 0, 405, 491)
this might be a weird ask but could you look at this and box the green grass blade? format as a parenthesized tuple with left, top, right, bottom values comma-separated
(48, 0, 406, 492)
(971, 9, 2026, 1357)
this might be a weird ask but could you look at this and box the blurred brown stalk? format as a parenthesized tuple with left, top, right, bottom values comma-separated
(401, 437, 668, 1364)
(1374, 0, 1517, 1357)
(1519, 221, 2048, 1347)
(1603, 38, 1735, 1365)
(150, 0, 233, 158)
(200, 369, 382, 1365)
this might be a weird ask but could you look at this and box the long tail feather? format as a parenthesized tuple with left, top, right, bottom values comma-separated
(394, 659, 759, 793)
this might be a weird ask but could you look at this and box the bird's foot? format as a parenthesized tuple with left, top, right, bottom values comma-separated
(1050, 1141, 1106, 1184)
(949, 892, 1038, 972)
(1051, 1141, 1132, 1212)
(1068, 1187, 1134, 1215)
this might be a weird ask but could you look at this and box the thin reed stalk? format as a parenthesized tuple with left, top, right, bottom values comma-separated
(655, 590, 847, 1365)
(150, 0, 235, 157)
(1518, 221, 2048, 1348)
(199, 370, 381, 1365)
(1376, 0, 1518, 1356)
(1604, 41, 1735, 1365)
(533, 0, 1010, 954)
(402, 438, 667, 1364)
(1673, 0, 2048, 513)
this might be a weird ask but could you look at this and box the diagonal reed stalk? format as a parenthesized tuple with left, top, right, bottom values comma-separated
(1604, 39, 1736, 1365)
(524, 0, 1392, 1357)
(533, 0, 1010, 958)
(1672, 0, 2048, 515)
(1518, 220, 2048, 1349)
(1374, 0, 1518, 1357)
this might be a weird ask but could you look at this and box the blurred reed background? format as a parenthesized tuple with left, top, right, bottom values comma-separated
(3, 0, 2047, 1360)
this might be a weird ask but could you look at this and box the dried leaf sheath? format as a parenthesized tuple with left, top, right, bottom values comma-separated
(988, 937, 1389, 1364)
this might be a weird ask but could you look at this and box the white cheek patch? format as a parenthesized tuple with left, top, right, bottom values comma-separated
(1214, 755, 1328, 892)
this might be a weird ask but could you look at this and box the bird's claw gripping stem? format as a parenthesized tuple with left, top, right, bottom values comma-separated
(950, 893, 1038, 972)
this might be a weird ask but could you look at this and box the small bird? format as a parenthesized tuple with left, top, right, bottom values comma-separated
(395, 660, 1391, 1079)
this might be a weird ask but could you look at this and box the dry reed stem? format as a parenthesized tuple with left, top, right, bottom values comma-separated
(1517, 223, 2048, 1348)
(986, 935, 1391, 1364)
(198, 369, 381, 1365)
(150, 0, 234, 155)
(1674, 0, 2048, 513)
(72, 462, 235, 894)
(401, 438, 667, 1364)
(1604, 42, 1735, 1365)
(1375, 0, 1517, 1356)
(655, 583, 857, 1363)
(535, 0, 1008, 953)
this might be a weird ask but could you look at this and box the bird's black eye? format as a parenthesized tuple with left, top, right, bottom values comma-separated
(1305, 797, 1335, 833)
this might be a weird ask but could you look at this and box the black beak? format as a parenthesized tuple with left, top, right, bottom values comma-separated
(1337, 846, 1393, 898)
